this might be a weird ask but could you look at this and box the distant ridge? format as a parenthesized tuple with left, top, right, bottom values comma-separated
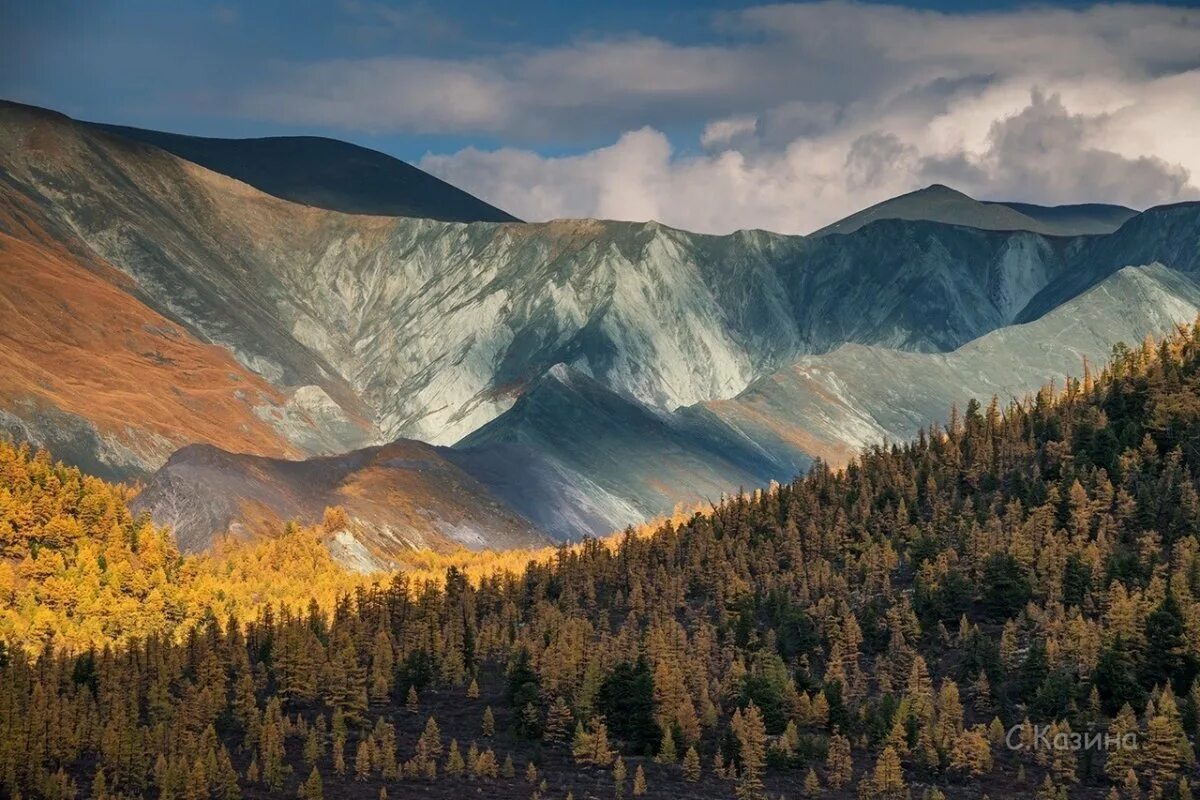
(814, 183, 1136, 237)
(132, 440, 549, 563)
(88, 119, 519, 223)
(994, 200, 1137, 235)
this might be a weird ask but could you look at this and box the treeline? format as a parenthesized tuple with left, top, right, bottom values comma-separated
(7, 324, 1200, 798)
(0, 442, 372, 651)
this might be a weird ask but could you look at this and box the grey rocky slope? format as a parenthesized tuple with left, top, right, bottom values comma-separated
(1, 100, 1104, 477)
(694, 263, 1200, 470)
(1016, 201, 1200, 323)
(435, 264, 1200, 540)
(451, 364, 786, 538)
(6, 99, 1200, 553)
(141, 263, 1200, 548)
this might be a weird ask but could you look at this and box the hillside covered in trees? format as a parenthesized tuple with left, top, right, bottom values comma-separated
(8, 323, 1200, 799)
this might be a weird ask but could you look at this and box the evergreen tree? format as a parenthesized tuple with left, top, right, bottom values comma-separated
(949, 726, 992, 776)
(825, 732, 853, 789)
(354, 738, 372, 781)
(682, 745, 701, 782)
(332, 736, 346, 777)
(1104, 703, 1139, 784)
(869, 746, 906, 800)
(299, 767, 322, 800)
(733, 703, 767, 800)
(804, 767, 821, 797)
(613, 756, 627, 800)
(473, 748, 498, 779)
(446, 739, 465, 776)
(544, 696, 573, 744)
(656, 727, 677, 764)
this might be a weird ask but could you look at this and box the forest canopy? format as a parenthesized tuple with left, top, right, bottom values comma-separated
(6, 323, 1200, 798)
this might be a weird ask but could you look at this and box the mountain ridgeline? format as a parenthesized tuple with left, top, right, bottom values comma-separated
(813, 183, 1136, 237)
(88, 121, 519, 223)
(3, 99, 1200, 555)
(6, 313, 1200, 799)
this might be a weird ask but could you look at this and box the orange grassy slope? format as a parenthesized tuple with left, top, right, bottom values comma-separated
(0, 201, 305, 475)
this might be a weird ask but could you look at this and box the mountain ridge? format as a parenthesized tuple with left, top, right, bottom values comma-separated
(3, 100, 1107, 481)
(132, 438, 551, 564)
(814, 182, 1137, 237)
(5, 98, 1200, 557)
(84, 117, 519, 223)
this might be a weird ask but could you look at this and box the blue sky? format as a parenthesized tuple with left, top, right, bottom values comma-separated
(5, 0, 740, 155)
(3, 1, 1199, 233)
(3, 0, 1194, 157)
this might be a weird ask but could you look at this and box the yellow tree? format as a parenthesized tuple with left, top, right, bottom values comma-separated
(825, 732, 853, 789)
(869, 746, 906, 800)
(734, 704, 767, 800)
(949, 726, 993, 776)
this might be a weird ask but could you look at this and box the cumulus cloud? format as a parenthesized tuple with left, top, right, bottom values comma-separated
(925, 90, 1192, 209)
(701, 116, 759, 150)
(242, 1, 1200, 233)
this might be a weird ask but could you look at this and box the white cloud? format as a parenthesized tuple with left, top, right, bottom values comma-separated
(242, 2, 1200, 233)
(700, 115, 759, 149)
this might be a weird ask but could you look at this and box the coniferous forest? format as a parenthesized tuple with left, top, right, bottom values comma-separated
(9, 324, 1200, 800)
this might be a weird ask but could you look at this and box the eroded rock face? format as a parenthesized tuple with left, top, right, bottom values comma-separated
(6, 100, 1200, 557)
(0, 101, 1090, 472)
(696, 263, 1200, 471)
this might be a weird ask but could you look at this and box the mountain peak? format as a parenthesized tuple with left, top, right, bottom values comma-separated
(915, 183, 969, 197)
(815, 183, 1135, 237)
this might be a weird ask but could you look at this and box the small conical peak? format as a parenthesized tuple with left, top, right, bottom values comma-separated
(911, 183, 972, 200)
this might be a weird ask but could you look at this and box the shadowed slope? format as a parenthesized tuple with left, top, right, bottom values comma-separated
(133, 440, 550, 564)
(88, 119, 519, 223)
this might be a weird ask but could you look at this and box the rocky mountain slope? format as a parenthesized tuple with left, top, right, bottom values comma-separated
(1016, 200, 1200, 322)
(452, 364, 783, 537)
(0, 174, 340, 481)
(5, 99, 1200, 555)
(694, 262, 1200, 471)
(0, 101, 1092, 475)
(422, 263, 1200, 540)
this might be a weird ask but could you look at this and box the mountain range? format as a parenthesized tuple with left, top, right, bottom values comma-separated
(2, 98, 1199, 565)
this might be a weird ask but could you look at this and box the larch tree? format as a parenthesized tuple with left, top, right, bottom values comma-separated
(632, 764, 647, 796)
(681, 745, 701, 782)
(733, 703, 767, 800)
(825, 733, 853, 789)
(869, 746, 906, 800)
(482, 706, 496, 737)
